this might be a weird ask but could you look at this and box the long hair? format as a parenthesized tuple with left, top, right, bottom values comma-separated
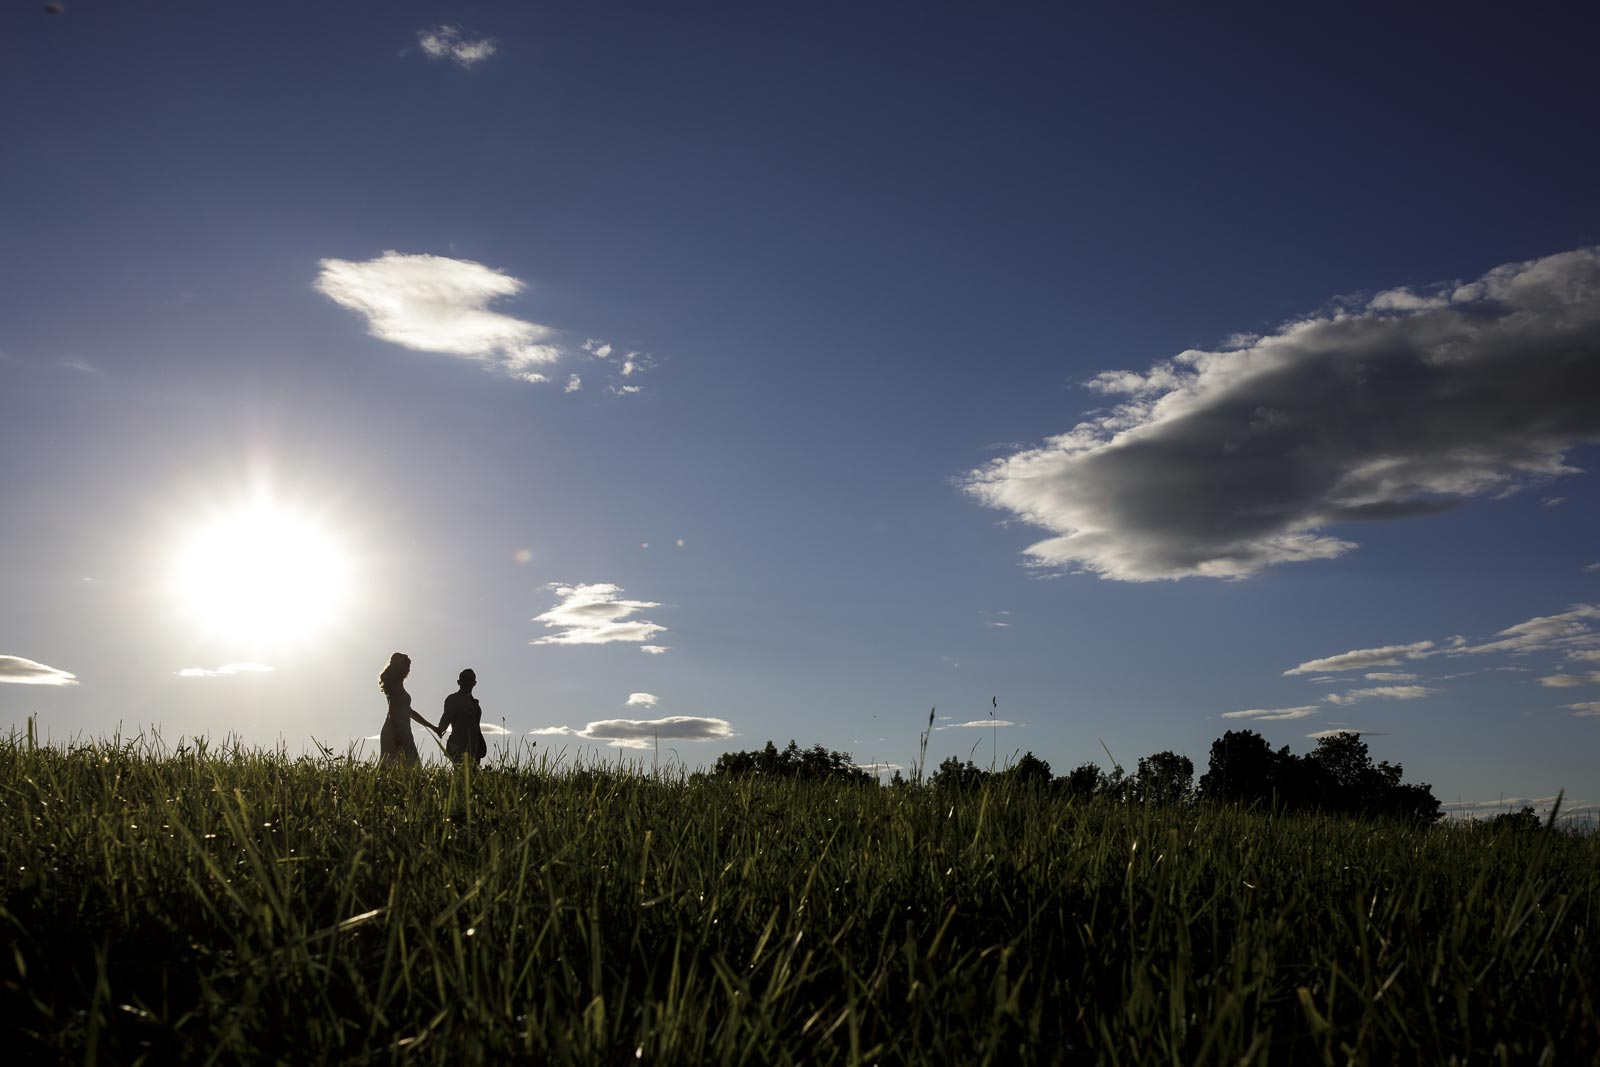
(379, 652, 410, 695)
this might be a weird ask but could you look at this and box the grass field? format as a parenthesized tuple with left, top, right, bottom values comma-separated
(2, 732, 1597, 1064)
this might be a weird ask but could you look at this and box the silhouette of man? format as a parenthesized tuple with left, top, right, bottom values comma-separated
(439, 668, 488, 765)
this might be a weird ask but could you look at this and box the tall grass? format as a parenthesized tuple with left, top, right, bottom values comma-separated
(2, 730, 1596, 1064)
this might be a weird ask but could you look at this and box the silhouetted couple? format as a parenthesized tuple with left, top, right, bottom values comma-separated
(377, 652, 488, 767)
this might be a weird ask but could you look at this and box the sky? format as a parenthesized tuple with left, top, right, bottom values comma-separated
(3, 3, 1598, 818)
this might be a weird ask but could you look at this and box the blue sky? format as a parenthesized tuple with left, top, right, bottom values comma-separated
(3, 3, 1598, 816)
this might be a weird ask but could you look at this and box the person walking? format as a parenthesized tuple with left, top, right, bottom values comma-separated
(377, 652, 441, 765)
(439, 668, 488, 765)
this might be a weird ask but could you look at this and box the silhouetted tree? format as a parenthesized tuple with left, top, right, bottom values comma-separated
(1197, 730, 1287, 805)
(711, 740, 870, 783)
(998, 751, 1053, 787)
(1199, 729, 1441, 823)
(929, 755, 986, 791)
(1133, 750, 1194, 806)
(1060, 761, 1107, 798)
(1488, 806, 1542, 832)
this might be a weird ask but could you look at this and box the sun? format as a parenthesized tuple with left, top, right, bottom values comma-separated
(170, 502, 353, 649)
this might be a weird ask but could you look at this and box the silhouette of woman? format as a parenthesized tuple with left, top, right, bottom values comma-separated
(377, 652, 441, 765)
(439, 668, 488, 765)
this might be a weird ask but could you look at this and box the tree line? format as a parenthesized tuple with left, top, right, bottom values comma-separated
(709, 729, 1444, 824)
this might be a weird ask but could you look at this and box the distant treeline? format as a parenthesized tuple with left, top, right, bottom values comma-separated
(709, 730, 1445, 824)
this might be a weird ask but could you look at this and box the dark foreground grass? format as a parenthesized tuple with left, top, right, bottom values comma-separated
(2, 735, 1596, 1065)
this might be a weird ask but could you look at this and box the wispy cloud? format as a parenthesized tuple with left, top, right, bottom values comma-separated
(582, 339, 613, 359)
(640, 645, 669, 655)
(1445, 794, 1600, 824)
(417, 25, 496, 68)
(965, 248, 1600, 581)
(315, 252, 560, 381)
(481, 723, 514, 735)
(528, 715, 734, 749)
(1455, 605, 1600, 657)
(0, 654, 77, 686)
(1538, 672, 1600, 688)
(1284, 641, 1435, 676)
(1306, 727, 1386, 739)
(177, 662, 273, 679)
(1585, 562, 1600, 574)
(1543, 496, 1567, 507)
(564, 374, 582, 393)
(1363, 672, 1418, 682)
(1567, 702, 1600, 717)
(935, 719, 1019, 730)
(1324, 685, 1435, 706)
(1222, 705, 1319, 721)
(532, 582, 667, 648)
(625, 693, 658, 708)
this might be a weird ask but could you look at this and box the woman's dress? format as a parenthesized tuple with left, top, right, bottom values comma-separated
(379, 688, 421, 765)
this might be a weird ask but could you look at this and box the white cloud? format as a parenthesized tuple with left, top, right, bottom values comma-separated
(177, 662, 273, 679)
(417, 25, 496, 68)
(964, 248, 1600, 581)
(1543, 496, 1567, 507)
(582, 340, 655, 392)
(1284, 641, 1435, 675)
(1539, 672, 1600, 688)
(1454, 605, 1600, 655)
(936, 719, 1019, 730)
(1367, 287, 1449, 312)
(564, 374, 582, 393)
(480, 722, 514, 735)
(0, 654, 77, 686)
(532, 582, 666, 647)
(1566, 650, 1600, 664)
(1363, 672, 1418, 682)
(1222, 705, 1319, 721)
(625, 693, 659, 707)
(1324, 685, 1436, 706)
(315, 252, 560, 379)
(640, 645, 669, 655)
(1566, 702, 1600, 716)
(528, 715, 734, 749)
(1585, 562, 1600, 573)
(1306, 727, 1383, 739)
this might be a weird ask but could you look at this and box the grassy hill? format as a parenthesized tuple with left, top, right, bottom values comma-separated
(2, 735, 1596, 1063)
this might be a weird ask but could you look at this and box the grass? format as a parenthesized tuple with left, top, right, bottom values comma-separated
(2, 730, 1597, 1064)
